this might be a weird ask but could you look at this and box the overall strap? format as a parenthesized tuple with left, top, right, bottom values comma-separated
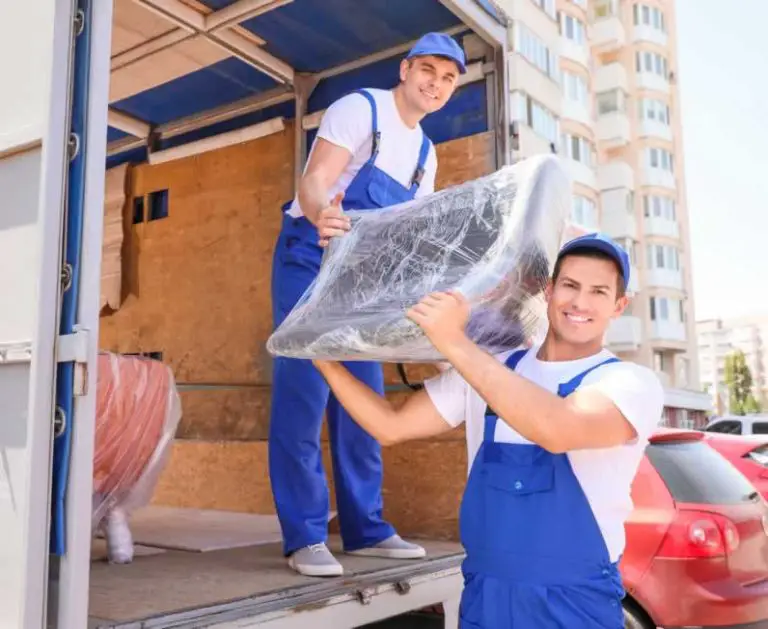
(483, 349, 530, 442)
(557, 357, 621, 398)
(409, 132, 432, 192)
(351, 89, 381, 162)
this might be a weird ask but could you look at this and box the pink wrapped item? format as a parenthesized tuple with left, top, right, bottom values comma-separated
(92, 352, 182, 563)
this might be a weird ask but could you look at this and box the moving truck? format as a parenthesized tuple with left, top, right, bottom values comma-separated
(0, 0, 513, 627)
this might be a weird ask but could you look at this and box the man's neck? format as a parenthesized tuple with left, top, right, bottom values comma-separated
(392, 85, 425, 129)
(536, 331, 605, 363)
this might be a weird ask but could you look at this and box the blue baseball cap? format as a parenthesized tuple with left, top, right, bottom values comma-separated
(406, 32, 467, 74)
(557, 232, 631, 291)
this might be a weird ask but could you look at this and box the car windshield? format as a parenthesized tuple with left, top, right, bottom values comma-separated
(647, 441, 759, 505)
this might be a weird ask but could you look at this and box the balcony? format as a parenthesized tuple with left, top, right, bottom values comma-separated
(596, 111, 630, 148)
(514, 123, 556, 158)
(645, 216, 680, 239)
(652, 320, 687, 343)
(592, 17, 625, 53)
(565, 158, 597, 189)
(594, 63, 628, 94)
(633, 25, 668, 48)
(628, 265, 640, 294)
(638, 120, 673, 142)
(642, 167, 676, 190)
(601, 191, 637, 239)
(636, 71, 670, 94)
(561, 38, 590, 68)
(606, 315, 642, 351)
(562, 99, 592, 128)
(599, 161, 634, 191)
(508, 55, 562, 118)
(647, 267, 684, 291)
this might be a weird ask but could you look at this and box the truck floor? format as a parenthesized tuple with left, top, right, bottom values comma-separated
(87, 536, 464, 628)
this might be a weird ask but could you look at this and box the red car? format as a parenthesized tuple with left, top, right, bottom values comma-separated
(704, 432, 768, 501)
(619, 428, 768, 628)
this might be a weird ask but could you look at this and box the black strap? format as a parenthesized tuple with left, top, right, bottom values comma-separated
(397, 363, 423, 391)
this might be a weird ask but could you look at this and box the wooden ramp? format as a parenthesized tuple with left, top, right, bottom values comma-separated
(88, 537, 465, 628)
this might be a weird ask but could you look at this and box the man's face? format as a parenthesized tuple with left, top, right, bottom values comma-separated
(545, 255, 628, 346)
(399, 55, 460, 115)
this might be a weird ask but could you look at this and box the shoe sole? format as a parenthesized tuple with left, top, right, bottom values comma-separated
(345, 547, 427, 560)
(287, 557, 343, 577)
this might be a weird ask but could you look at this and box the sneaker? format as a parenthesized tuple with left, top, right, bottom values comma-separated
(288, 543, 344, 577)
(346, 535, 426, 559)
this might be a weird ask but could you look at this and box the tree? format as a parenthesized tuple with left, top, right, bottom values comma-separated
(724, 350, 762, 415)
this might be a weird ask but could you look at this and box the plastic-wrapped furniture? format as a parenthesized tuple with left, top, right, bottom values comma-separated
(92, 352, 182, 563)
(267, 154, 572, 362)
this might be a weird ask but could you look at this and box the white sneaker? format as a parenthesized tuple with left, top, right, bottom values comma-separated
(288, 543, 344, 577)
(346, 535, 426, 559)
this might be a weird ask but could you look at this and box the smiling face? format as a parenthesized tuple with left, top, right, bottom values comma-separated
(399, 55, 460, 115)
(545, 252, 629, 352)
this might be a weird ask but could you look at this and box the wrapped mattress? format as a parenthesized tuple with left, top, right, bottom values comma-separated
(92, 352, 182, 530)
(267, 154, 572, 362)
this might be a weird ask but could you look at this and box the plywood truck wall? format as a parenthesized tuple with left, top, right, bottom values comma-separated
(98, 124, 496, 541)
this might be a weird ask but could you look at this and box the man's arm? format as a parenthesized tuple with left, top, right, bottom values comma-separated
(407, 292, 661, 453)
(440, 339, 638, 452)
(298, 138, 352, 226)
(314, 361, 455, 445)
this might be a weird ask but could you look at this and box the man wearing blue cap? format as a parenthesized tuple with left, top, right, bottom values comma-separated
(269, 32, 466, 577)
(314, 233, 664, 626)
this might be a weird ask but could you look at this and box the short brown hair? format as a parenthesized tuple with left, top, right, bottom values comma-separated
(552, 248, 626, 298)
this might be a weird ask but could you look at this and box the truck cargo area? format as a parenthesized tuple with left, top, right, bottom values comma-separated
(83, 527, 464, 628)
(1, 0, 510, 627)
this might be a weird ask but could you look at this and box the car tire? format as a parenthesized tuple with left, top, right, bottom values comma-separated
(623, 602, 654, 629)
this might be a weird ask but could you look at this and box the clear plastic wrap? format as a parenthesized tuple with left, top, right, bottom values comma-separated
(267, 154, 572, 362)
(92, 352, 182, 562)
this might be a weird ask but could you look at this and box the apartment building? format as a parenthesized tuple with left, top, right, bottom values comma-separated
(497, 0, 711, 426)
(697, 316, 768, 414)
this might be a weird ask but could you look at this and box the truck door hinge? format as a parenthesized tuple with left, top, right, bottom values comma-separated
(57, 327, 90, 396)
(0, 341, 33, 364)
(73, 9, 85, 37)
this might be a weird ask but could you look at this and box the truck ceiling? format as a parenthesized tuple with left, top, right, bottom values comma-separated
(105, 0, 507, 169)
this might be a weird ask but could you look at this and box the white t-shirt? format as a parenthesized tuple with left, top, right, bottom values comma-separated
(287, 88, 438, 218)
(423, 344, 665, 562)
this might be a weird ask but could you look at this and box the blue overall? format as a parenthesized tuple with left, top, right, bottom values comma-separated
(458, 349, 626, 628)
(269, 89, 432, 556)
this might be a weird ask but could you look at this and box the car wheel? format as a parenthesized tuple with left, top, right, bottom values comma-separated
(623, 603, 653, 629)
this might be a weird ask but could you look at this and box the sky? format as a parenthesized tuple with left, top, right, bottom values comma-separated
(676, 0, 768, 321)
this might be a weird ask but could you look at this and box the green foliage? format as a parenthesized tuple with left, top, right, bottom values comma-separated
(724, 350, 762, 415)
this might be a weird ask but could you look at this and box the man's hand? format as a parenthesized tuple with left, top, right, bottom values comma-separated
(317, 192, 351, 247)
(406, 290, 471, 354)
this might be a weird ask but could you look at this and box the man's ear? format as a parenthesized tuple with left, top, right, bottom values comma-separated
(613, 294, 629, 318)
(544, 279, 554, 303)
(399, 59, 410, 82)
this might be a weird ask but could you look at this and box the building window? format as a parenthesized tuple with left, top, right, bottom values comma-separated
(596, 89, 627, 115)
(511, 92, 560, 145)
(643, 195, 676, 220)
(633, 3, 666, 32)
(653, 350, 665, 372)
(572, 195, 598, 228)
(635, 51, 668, 78)
(532, 0, 557, 19)
(646, 243, 680, 270)
(650, 296, 684, 322)
(560, 13, 587, 45)
(638, 98, 670, 124)
(646, 147, 674, 172)
(563, 71, 589, 106)
(515, 23, 559, 81)
(561, 133, 594, 167)
(568, 0, 588, 7)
